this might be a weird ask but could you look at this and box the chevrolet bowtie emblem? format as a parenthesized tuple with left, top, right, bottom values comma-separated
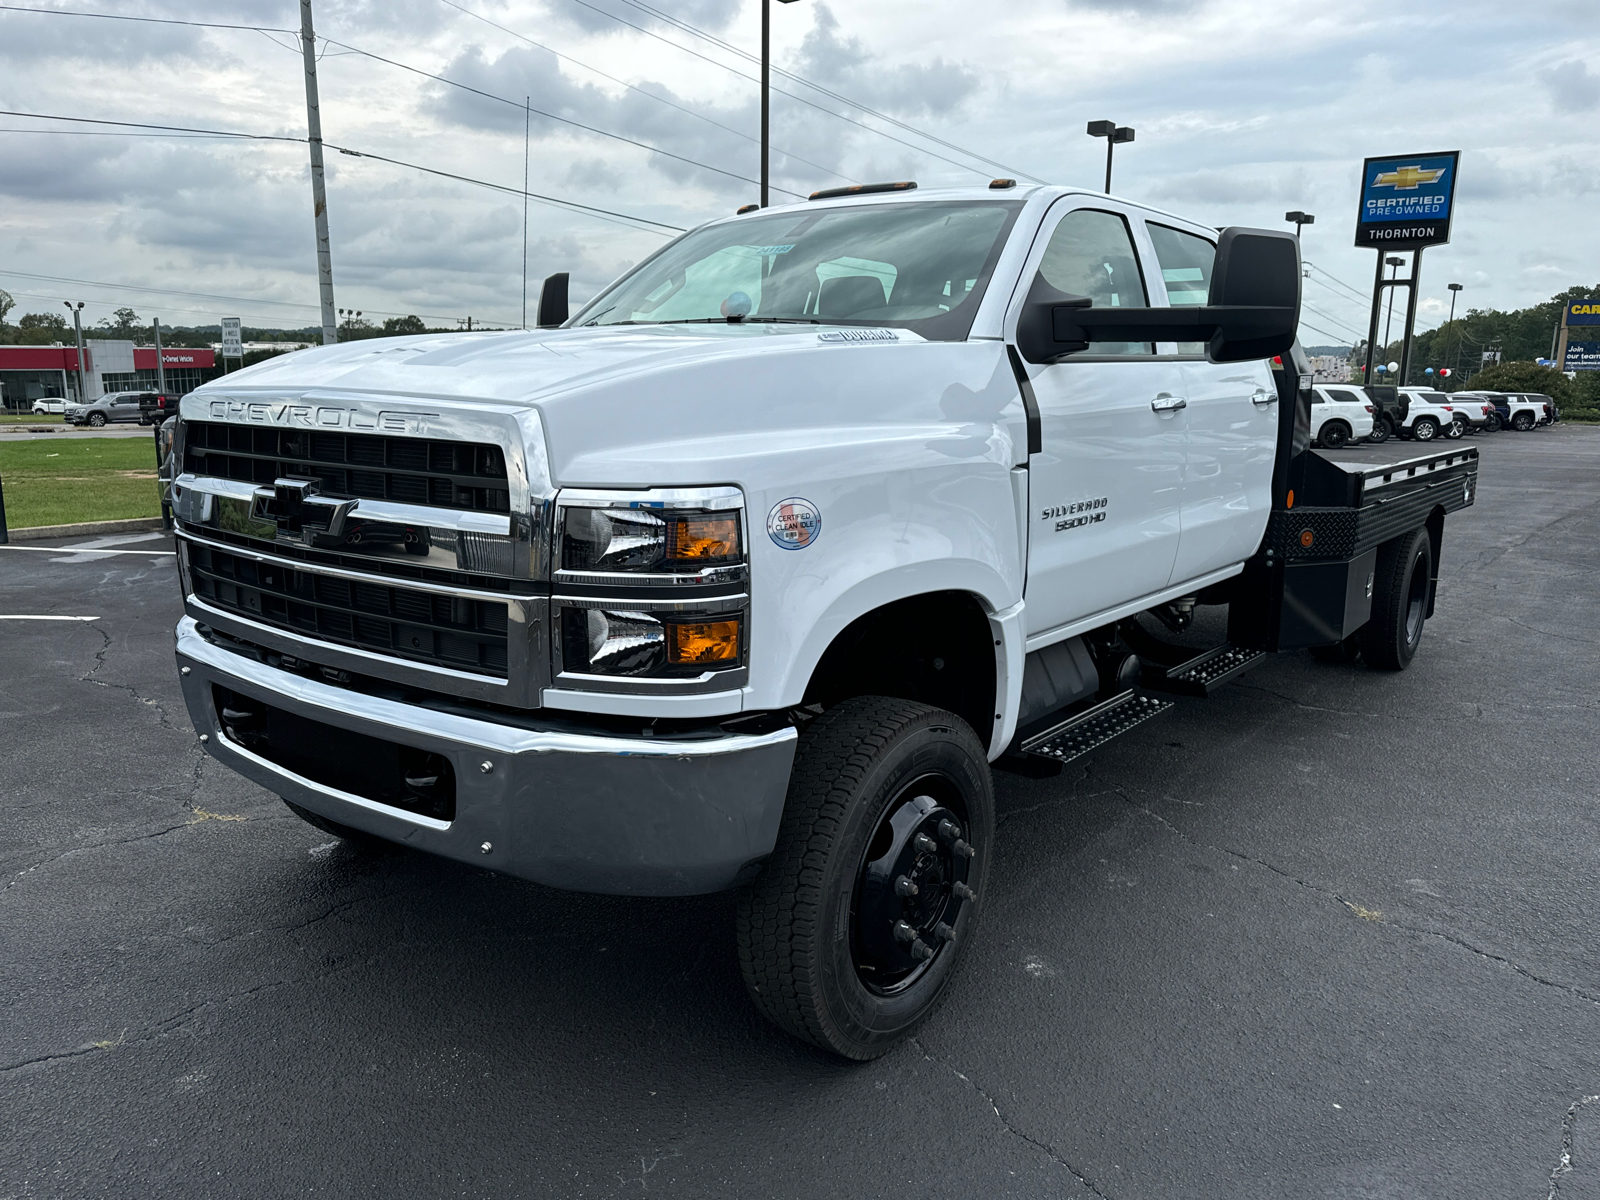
(1373, 165, 1445, 190)
(252, 477, 357, 545)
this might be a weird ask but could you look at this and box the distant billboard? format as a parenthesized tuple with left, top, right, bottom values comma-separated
(1566, 300, 1600, 327)
(1564, 340, 1600, 371)
(1355, 151, 1461, 250)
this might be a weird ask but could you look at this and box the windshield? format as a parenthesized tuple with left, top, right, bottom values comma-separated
(573, 200, 1024, 342)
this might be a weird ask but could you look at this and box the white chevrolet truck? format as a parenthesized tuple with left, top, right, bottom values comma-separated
(168, 182, 1478, 1059)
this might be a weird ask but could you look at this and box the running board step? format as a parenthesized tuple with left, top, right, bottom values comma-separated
(1142, 645, 1267, 698)
(1020, 690, 1173, 764)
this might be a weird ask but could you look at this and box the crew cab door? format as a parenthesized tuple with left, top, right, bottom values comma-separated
(1009, 202, 1187, 637)
(1141, 220, 1278, 584)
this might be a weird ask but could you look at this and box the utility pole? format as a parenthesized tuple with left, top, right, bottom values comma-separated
(301, 0, 337, 346)
(1446, 283, 1462, 384)
(1381, 255, 1403, 354)
(522, 96, 530, 330)
(760, 0, 802, 207)
(152, 318, 167, 395)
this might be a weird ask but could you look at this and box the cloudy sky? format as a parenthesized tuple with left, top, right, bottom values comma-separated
(0, 0, 1594, 344)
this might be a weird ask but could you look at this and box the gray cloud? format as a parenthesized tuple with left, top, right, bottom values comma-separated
(794, 4, 977, 118)
(1544, 59, 1600, 111)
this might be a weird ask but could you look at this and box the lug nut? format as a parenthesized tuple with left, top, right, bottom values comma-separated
(892, 919, 917, 944)
(952, 839, 976, 859)
(894, 874, 919, 897)
(933, 921, 957, 943)
(914, 832, 938, 854)
(910, 939, 936, 962)
(953, 881, 978, 903)
(938, 818, 962, 843)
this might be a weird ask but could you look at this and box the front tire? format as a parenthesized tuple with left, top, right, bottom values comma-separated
(87, 412, 106, 427)
(737, 697, 994, 1060)
(1359, 528, 1433, 671)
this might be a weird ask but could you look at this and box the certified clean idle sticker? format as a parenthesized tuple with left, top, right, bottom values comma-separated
(767, 497, 822, 550)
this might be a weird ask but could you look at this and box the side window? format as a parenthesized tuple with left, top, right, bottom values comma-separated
(1309, 389, 1326, 405)
(1329, 389, 1361, 404)
(1146, 222, 1216, 355)
(1036, 208, 1151, 356)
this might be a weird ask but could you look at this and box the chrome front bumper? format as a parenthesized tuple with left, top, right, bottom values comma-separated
(175, 617, 797, 896)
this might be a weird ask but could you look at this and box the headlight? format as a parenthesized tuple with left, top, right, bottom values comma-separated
(559, 505, 742, 573)
(562, 607, 744, 678)
(551, 486, 748, 693)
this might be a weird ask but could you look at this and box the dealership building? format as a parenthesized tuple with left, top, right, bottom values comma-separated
(0, 342, 216, 411)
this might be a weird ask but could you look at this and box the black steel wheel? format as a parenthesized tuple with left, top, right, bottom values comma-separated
(1366, 418, 1391, 444)
(1359, 528, 1433, 671)
(737, 696, 994, 1060)
(1318, 420, 1351, 449)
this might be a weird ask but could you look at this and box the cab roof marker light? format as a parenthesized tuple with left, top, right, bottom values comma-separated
(989, 178, 1017, 189)
(808, 181, 918, 201)
(736, 203, 759, 214)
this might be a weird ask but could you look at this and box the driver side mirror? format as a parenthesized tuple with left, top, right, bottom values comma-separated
(537, 272, 570, 328)
(1015, 226, 1301, 366)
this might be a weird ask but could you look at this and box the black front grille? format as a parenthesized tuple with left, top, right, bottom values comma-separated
(188, 542, 509, 677)
(182, 421, 510, 514)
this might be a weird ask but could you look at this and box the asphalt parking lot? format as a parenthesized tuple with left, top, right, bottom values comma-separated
(3, 425, 1599, 1199)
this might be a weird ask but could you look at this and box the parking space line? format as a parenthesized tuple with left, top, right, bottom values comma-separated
(0, 546, 173, 557)
(0, 615, 101, 621)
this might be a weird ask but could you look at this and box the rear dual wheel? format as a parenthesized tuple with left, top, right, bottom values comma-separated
(737, 697, 993, 1060)
(1360, 528, 1433, 671)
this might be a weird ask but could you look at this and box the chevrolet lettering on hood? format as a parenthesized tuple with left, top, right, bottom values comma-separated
(206, 397, 438, 434)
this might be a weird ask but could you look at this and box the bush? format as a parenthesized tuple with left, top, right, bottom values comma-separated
(1466, 361, 1576, 403)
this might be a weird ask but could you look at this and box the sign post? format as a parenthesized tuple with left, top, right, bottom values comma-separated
(1559, 299, 1600, 373)
(1355, 151, 1461, 386)
(220, 316, 243, 373)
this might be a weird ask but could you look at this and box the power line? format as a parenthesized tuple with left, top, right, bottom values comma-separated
(0, 110, 685, 233)
(612, 0, 1041, 182)
(436, 0, 854, 186)
(318, 34, 807, 198)
(1300, 299, 1366, 342)
(537, 0, 1008, 182)
(0, 4, 295, 33)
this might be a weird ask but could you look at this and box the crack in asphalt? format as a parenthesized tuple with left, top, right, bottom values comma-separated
(1547, 1093, 1600, 1199)
(78, 621, 187, 733)
(910, 1037, 1111, 1198)
(1113, 790, 1600, 1012)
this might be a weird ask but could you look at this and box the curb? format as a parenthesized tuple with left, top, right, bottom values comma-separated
(7, 517, 167, 542)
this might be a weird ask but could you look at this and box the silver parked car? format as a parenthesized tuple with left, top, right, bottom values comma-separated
(66, 390, 163, 427)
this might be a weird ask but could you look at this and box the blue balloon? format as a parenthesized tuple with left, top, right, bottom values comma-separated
(1425, 367, 1434, 375)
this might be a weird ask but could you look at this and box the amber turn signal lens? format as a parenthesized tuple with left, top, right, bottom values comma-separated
(668, 620, 740, 664)
(670, 515, 739, 560)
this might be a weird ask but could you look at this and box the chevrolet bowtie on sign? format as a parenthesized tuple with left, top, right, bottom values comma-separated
(1354, 151, 1461, 250)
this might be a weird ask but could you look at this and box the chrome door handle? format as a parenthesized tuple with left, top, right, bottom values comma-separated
(1251, 389, 1278, 405)
(1151, 393, 1187, 413)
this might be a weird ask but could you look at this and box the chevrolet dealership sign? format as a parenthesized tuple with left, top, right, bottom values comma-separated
(1354, 151, 1461, 250)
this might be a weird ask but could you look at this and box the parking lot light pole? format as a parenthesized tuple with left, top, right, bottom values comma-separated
(1087, 120, 1135, 193)
(1381, 255, 1404, 355)
(63, 301, 86, 402)
(760, 0, 802, 208)
(1285, 210, 1315, 238)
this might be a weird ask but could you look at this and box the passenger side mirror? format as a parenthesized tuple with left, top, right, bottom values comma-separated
(1014, 227, 1301, 366)
(537, 272, 570, 328)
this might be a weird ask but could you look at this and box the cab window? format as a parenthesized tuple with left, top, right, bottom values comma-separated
(1037, 208, 1151, 356)
(1146, 222, 1216, 355)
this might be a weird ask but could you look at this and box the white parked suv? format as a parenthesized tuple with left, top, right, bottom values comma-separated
(1309, 386, 1374, 448)
(29, 397, 70, 415)
(1396, 389, 1459, 441)
(165, 182, 1479, 1058)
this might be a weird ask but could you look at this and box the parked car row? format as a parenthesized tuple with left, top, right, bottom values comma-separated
(24, 391, 177, 426)
(1310, 386, 1558, 449)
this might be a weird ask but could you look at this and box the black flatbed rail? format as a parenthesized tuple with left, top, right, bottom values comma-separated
(1265, 444, 1478, 563)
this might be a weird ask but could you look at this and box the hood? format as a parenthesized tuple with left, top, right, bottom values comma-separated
(196, 324, 925, 411)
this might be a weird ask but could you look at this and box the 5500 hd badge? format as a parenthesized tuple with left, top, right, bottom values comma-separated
(1042, 497, 1108, 532)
